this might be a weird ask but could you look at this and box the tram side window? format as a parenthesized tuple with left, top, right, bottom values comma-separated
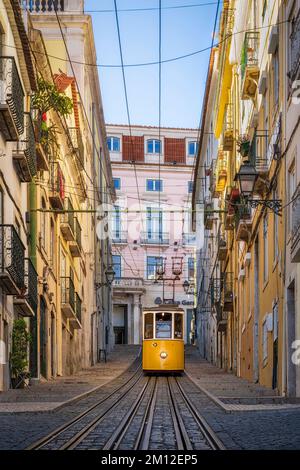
(156, 313, 172, 339)
(144, 313, 153, 339)
(174, 313, 183, 339)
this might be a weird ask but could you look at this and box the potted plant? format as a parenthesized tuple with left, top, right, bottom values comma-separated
(238, 135, 251, 158)
(10, 319, 31, 389)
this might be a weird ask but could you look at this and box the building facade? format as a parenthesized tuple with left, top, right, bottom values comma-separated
(107, 124, 198, 345)
(0, 0, 114, 391)
(193, 0, 300, 396)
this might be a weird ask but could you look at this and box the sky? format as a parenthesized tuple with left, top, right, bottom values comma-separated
(84, 0, 220, 129)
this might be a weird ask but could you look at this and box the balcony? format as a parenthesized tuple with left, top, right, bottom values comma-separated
(112, 277, 145, 295)
(49, 161, 65, 210)
(223, 103, 234, 151)
(61, 276, 75, 319)
(13, 258, 38, 317)
(69, 293, 82, 329)
(12, 113, 37, 182)
(112, 230, 128, 245)
(217, 232, 228, 261)
(240, 32, 260, 99)
(61, 198, 75, 241)
(69, 218, 82, 257)
(291, 184, 300, 263)
(224, 187, 239, 230)
(33, 110, 50, 171)
(140, 232, 169, 246)
(210, 277, 222, 307)
(0, 225, 25, 295)
(216, 151, 228, 194)
(209, 159, 218, 198)
(221, 272, 234, 312)
(0, 56, 25, 140)
(204, 198, 214, 229)
(235, 205, 252, 242)
(20, 0, 65, 12)
(182, 233, 196, 245)
(69, 127, 84, 170)
(288, 9, 300, 83)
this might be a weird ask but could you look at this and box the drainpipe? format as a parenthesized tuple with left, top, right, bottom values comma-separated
(29, 180, 38, 380)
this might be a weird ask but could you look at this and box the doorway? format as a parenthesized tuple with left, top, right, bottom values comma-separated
(113, 305, 128, 344)
(287, 281, 296, 396)
(39, 296, 47, 378)
(253, 239, 259, 382)
(186, 309, 195, 344)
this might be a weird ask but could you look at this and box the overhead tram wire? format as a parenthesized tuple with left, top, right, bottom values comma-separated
(0, 19, 290, 69)
(158, 0, 163, 286)
(53, 7, 140, 276)
(113, 0, 150, 270)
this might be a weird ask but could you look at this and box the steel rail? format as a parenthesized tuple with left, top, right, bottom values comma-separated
(27, 361, 142, 450)
(103, 376, 155, 450)
(174, 376, 226, 450)
(167, 377, 193, 450)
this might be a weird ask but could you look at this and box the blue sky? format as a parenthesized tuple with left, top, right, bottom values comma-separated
(85, 0, 219, 128)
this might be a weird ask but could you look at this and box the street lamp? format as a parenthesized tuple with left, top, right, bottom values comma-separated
(235, 163, 282, 215)
(105, 266, 115, 286)
(183, 280, 195, 295)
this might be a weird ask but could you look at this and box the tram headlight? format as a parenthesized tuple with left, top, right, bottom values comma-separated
(160, 351, 168, 359)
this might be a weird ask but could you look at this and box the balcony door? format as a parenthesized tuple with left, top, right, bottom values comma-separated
(146, 207, 162, 241)
(112, 205, 121, 239)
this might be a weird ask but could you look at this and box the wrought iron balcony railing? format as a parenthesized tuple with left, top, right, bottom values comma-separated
(69, 127, 84, 169)
(223, 103, 234, 151)
(221, 271, 234, 312)
(0, 56, 25, 140)
(140, 232, 169, 245)
(112, 230, 128, 244)
(61, 198, 75, 241)
(49, 161, 65, 210)
(20, 0, 64, 12)
(0, 225, 25, 294)
(61, 276, 75, 314)
(204, 197, 214, 229)
(235, 204, 252, 242)
(75, 293, 82, 325)
(240, 32, 260, 99)
(70, 218, 82, 257)
(12, 113, 37, 182)
(217, 229, 228, 261)
(14, 258, 38, 316)
(289, 9, 300, 83)
(182, 233, 196, 245)
(291, 183, 300, 263)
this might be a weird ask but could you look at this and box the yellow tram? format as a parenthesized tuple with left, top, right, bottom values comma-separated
(142, 305, 184, 373)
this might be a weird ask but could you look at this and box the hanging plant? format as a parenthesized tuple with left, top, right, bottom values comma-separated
(32, 77, 73, 116)
(10, 319, 31, 389)
(237, 134, 251, 158)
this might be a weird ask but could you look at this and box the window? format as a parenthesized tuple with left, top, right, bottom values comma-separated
(273, 188, 279, 261)
(155, 312, 172, 339)
(146, 179, 163, 192)
(263, 214, 268, 283)
(112, 255, 121, 279)
(273, 48, 279, 107)
(146, 207, 163, 239)
(188, 181, 193, 193)
(113, 178, 121, 190)
(263, 318, 268, 361)
(112, 206, 121, 238)
(188, 257, 195, 280)
(147, 139, 161, 154)
(174, 313, 183, 339)
(288, 160, 296, 233)
(188, 141, 198, 156)
(107, 136, 120, 152)
(50, 219, 55, 269)
(147, 256, 163, 280)
(41, 197, 47, 251)
(273, 301, 278, 341)
(144, 313, 153, 339)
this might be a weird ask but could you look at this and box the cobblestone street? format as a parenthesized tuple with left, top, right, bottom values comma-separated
(0, 346, 299, 450)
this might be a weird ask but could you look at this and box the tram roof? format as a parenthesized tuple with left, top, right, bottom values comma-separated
(143, 305, 184, 313)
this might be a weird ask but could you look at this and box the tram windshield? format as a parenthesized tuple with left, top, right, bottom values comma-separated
(174, 313, 183, 339)
(155, 312, 172, 339)
(144, 313, 153, 339)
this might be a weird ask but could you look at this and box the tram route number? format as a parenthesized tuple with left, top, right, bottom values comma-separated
(100, 454, 198, 467)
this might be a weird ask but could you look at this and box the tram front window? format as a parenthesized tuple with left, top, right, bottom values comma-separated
(155, 312, 172, 339)
(144, 313, 153, 339)
(174, 313, 183, 339)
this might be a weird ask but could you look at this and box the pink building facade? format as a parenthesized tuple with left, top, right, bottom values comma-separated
(106, 125, 198, 345)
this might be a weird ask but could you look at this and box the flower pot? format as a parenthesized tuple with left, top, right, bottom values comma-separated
(240, 141, 250, 157)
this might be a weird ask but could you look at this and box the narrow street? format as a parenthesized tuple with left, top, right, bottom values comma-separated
(0, 346, 300, 450)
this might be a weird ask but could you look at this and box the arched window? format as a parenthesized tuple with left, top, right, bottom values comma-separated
(107, 136, 120, 152)
(147, 139, 161, 154)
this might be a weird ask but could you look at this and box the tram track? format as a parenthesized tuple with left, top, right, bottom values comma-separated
(28, 370, 225, 451)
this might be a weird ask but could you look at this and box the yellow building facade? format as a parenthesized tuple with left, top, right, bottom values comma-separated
(193, 0, 295, 395)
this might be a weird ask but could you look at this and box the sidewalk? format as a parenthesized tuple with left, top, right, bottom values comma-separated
(0, 345, 140, 413)
(185, 346, 300, 412)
